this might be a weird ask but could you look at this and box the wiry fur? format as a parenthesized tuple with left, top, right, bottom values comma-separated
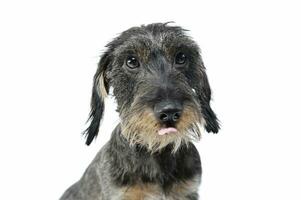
(121, 104, 202, 153)
(60, 23, 219, 200)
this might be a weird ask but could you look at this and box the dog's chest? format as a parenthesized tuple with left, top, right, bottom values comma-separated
(107, 136, 202, 199)
(112, 178, 200, 200)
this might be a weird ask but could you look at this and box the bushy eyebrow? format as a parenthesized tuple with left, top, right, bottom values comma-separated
(112, 33, 200, 65)
(113, 36, 154, 63)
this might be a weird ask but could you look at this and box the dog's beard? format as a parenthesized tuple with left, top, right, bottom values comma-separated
(120, 104, 203, 153)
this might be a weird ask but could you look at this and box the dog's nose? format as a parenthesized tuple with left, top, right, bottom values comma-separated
(154, 101, 183, 124)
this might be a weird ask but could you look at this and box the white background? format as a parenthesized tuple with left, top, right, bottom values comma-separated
(0, 0, 300, 199)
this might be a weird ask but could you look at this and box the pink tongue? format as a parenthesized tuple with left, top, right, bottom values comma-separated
(158, 127, 178, 135)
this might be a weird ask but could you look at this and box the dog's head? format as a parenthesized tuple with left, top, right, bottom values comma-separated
(84, 23, 219, 152)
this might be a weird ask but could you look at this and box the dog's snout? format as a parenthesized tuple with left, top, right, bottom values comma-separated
(154, 101, 183, 124)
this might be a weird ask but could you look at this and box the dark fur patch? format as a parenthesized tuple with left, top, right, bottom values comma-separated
(107, 126, 202, 191)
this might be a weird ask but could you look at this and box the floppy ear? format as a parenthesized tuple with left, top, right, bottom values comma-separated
(83, 52, 111, 145)
(196, 67, 220, 133)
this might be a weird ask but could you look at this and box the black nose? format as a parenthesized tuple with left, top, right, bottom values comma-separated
(154, 101, 183, 124)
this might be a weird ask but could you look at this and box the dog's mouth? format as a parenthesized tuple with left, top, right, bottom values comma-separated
(158, 126, 178, 135)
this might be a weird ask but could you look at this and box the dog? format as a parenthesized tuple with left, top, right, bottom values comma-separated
(60, 22, 219, 200)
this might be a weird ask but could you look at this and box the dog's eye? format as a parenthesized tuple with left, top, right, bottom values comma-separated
(126, 56, 140, 69)
(175, 52, 186, 65)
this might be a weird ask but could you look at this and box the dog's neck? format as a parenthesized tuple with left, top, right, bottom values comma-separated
(106, 124, 202, 190)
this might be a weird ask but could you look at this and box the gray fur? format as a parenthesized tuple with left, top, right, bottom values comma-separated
(60, 23, 219, 200)
(61, 126, 201, 200)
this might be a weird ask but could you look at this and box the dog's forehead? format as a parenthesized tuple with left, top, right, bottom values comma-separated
(111, 24, 197, 61)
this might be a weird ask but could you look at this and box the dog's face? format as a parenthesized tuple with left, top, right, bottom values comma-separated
(84, 23, 219, 152)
